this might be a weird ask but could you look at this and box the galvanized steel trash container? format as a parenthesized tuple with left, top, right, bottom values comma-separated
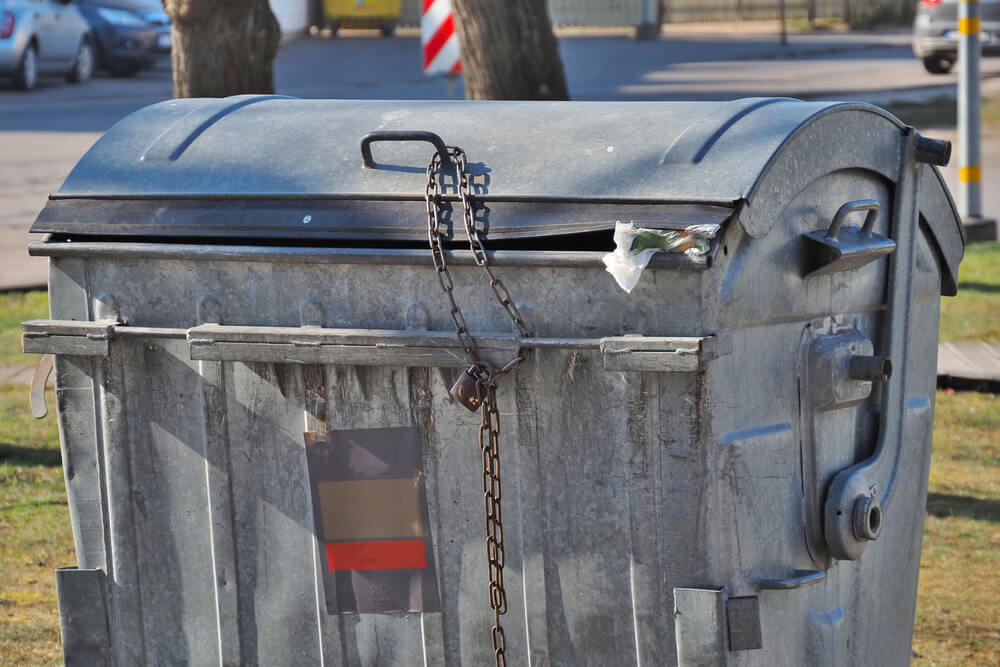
(24, 96, 965, 666)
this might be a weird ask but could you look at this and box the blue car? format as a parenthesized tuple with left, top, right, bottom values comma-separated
(75, 0, 157, 76)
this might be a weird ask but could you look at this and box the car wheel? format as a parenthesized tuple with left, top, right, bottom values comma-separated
(380, 21, 396, 37)
(922, 56, 954, 74)
(13, 43, 38, 91)
(66, 39, 95, 84)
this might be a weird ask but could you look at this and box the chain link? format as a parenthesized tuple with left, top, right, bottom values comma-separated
(425, 146, 528, 667)
(480, 381, 506, 666)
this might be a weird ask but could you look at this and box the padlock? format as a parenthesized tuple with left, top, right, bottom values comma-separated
(450, 367, 485, 412)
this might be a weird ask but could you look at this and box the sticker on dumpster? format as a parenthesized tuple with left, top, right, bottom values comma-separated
(304, 427, 441, 614)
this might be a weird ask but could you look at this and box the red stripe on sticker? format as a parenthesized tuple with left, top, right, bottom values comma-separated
(423, 14, 455, 69)
(327, 540, 428, 571)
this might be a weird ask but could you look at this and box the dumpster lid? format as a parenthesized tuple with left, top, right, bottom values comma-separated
(33, 96, 962, 269)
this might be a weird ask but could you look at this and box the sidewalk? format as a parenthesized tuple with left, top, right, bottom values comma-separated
(938, 343, 1000, 386)
(0, 132, 101, 291)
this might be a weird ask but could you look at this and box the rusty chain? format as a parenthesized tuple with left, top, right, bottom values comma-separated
(425, 146, 529, 667)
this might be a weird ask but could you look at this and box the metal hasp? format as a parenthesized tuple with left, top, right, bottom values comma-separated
(823, 129, 924, 561)
(802, 199, 895, 277)
(22, 319, 115, 357)
(55, 568, 112, 666)
(674, 588, 764, 661)
(361, 130, 451, 169)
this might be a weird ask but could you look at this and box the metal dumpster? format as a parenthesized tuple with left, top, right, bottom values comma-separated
(24, 96, 964, 666)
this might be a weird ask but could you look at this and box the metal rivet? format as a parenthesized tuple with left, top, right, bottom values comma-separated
(405, 300, 431, 330)
(94, 292, 120, 323)
(300, 298, 324, 328)
(197, 295, 223, 325)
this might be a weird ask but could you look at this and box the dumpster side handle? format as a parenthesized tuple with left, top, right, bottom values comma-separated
(823, 128, 922, 561)
(802, 199, 896, 278)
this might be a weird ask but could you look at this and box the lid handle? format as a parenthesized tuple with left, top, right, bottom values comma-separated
(361, 130, 451, 169)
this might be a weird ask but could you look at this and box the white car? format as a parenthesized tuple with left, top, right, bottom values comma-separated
(0, 0, 94, 90)
(913, 0, 1000, 73)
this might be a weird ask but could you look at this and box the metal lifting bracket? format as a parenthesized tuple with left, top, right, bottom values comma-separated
(821, 128, 924, 560)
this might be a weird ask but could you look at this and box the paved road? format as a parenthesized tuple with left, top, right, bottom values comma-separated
(2, 27, 999, 289)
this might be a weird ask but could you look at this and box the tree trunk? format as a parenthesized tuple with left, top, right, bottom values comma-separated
(451, 0, 569, 101)
(164, 0, 281, 98)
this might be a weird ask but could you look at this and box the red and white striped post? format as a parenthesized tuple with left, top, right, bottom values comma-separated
(422, 0, 461, 96)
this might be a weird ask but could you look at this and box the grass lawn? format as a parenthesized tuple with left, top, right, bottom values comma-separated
(0, 291, 46, 367)
(940, 242, 1000, 343)
(884, 95, 1000, 132)
(0, 381, 68, 666)
(0, 247, 997, 662)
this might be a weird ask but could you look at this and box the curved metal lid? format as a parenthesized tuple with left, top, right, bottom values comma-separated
(50, 96, 818, 202)
(32, 96, 963, 290)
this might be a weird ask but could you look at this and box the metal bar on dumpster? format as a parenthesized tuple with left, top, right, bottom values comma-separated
(22, 320, 114, 356)
(22, 318, 712, 372)
(186, 324, 708, 372)
(27, 241, 711, 271)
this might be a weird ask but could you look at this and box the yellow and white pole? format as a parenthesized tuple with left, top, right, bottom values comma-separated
(958, 0, 983, 219)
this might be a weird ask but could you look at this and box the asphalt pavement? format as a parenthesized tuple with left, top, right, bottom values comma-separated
(2, 25, 999, 290)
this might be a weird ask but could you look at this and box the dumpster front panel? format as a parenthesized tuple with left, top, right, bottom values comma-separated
(43, 251, 718, 664)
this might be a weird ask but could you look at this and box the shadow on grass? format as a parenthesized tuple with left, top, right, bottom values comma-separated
(0, 443, 61, 467)
(926, 492, 1000, 523)
(958, 281, 1000, 294)
(0, 499, 67, 513)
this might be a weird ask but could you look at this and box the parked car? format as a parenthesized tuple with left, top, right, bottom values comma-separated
(126, 0, 170, 54)
(913, 0, 1000, 73)
(0, 0, 94, 90)
(75, 0, 157, 76)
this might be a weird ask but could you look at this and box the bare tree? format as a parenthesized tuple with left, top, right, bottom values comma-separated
(451, 0, 569, 100)
(164, 0, 281, 98)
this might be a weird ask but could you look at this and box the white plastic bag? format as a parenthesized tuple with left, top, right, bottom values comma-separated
(602, 222, 716, 293)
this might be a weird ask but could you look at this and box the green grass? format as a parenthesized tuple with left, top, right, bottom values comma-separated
(883, 95, 1000, 130)
(0, 292, 46, 368)
(912, 390, 1000, 665)
(0, 245, 998, 663)
(940, 242, 1000, 343)
(0, 379, 71, 666)
(0, 293, 68, 666)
